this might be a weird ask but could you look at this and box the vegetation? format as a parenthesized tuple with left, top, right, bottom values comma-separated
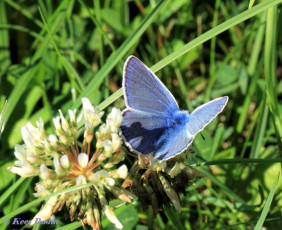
(0, 0, 281, 229)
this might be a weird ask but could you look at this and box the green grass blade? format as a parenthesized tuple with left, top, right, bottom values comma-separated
(98, 0, 281, 110)
(4, 0, 43, 28)
(249, 95, 269, 160)
(68, 0, 167, 111)
(264, 5, 282, 136)
(254, 171, 280, 230)
(189, 158, 282, 167)
(0, 24, 44, 40)
(197, 167, 245, 203)
(55, 222, 82, 230)
(38, 6, 84, 91)
(3, 0, 69, 126)
(0, 1, 11, 75)
(0, 177, 25, 209)
(236, 13, 266, 133)
(151, 0, 281, 73)
(0, 182, 96, 221)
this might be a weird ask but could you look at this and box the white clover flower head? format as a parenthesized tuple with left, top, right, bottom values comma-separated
(7, 99, 128, 229)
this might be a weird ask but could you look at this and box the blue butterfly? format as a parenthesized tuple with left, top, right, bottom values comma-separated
(120, 56, 228, 161)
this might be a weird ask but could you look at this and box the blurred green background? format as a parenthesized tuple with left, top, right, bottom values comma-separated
(0, 0, 281, 229)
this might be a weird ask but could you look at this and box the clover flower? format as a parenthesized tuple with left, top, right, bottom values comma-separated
(7, 98, 132, 229)
(122, 151, 202, 215)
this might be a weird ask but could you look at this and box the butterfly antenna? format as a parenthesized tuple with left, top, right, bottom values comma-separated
(200, 132, 205, 141)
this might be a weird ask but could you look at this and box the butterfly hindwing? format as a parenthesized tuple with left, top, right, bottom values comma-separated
(121, 109, 192, 161)
(120, 110, 168, 155)
(153, 121, 192, 161)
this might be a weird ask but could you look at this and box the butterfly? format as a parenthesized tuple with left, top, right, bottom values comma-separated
(120, 56, 228, 161)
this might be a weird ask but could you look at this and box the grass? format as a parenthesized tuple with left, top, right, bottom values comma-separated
(0, 0, 281, 229)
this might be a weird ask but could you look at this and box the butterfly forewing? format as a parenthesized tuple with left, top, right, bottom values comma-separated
(123, 56, 179, 115)
(186, 97, 228, 136)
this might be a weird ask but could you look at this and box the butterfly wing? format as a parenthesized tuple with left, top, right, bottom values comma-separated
(121, 55, 228, 161)
(186, 96, 228, 136)
(120, 109, 168, 155)
(153, 122, 192, 161)
(123, 56, 179, 115)
(121, 109, 191, 161)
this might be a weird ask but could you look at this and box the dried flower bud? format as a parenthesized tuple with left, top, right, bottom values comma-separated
(30, 196, 58, 225)
(168, 162, 181, 178)
(104, 206, 123, 229)
(159, 174, 181, 212)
